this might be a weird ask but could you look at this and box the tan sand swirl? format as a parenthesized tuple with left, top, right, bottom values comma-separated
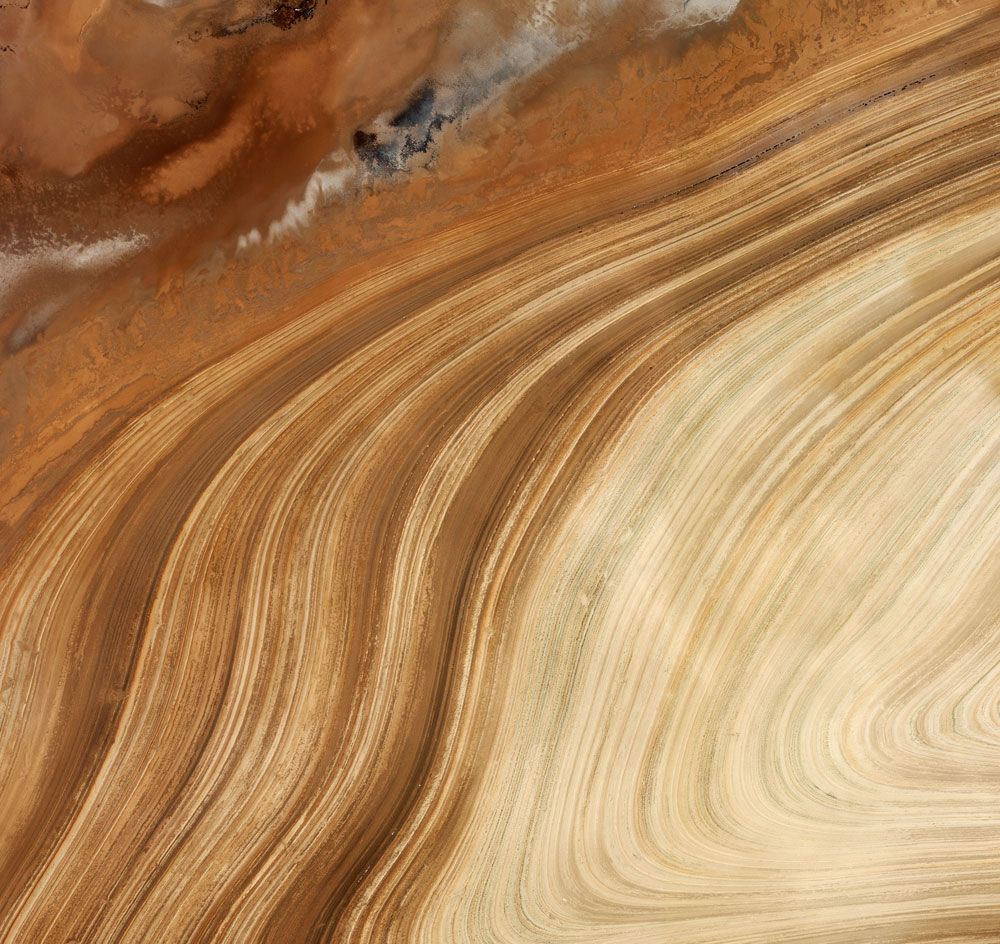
(2, 0, 1000, 941)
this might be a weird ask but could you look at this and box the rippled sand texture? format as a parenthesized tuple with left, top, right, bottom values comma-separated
(4, 0, 1000, 941)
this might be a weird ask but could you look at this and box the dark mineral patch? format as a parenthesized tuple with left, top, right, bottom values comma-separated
(352, 83, 459, 176)
(212, 0, 318, 37)
(268, 0, 317, 31)
(389, 84, 436, 129)
(352, 129, 396, 172)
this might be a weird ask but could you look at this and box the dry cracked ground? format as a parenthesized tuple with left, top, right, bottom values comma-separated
(3, 0, 1000, 941)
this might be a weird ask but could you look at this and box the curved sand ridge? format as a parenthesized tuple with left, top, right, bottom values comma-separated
(3, 2, 1000, 942)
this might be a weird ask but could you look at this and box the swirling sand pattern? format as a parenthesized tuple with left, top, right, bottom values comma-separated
(3, 1, 1000, 942)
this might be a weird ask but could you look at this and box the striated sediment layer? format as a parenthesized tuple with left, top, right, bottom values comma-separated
(3, 1, 1000, 941)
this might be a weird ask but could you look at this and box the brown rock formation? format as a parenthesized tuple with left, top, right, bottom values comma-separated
(3, 0, 1000, 940)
